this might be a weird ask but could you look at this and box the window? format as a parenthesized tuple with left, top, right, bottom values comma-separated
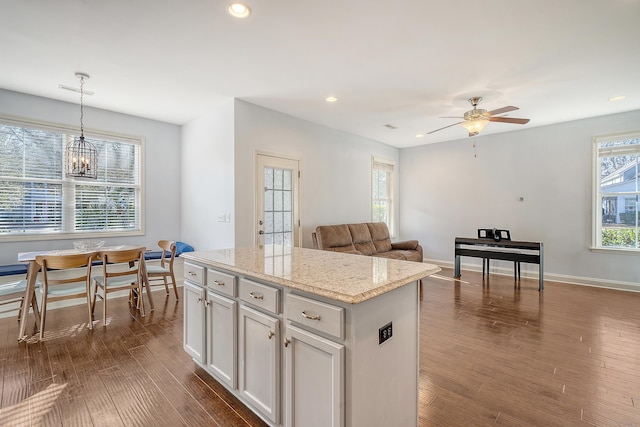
(263, 166, 293, 246)
(593, 131, 640, 250)
(0, 116, 143, 241)
(372, 158, 394, 235)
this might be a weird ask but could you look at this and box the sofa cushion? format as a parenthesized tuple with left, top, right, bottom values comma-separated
(391, 240, 419, 251)
(348, 224, 376, 255)
(373, 252, 405, 260)
(367, 222, 393, 253)
(315, 224, 357, 253)
(394, 250, 423, 262)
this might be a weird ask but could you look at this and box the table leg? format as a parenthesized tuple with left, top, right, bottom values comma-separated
(454, 255, 461, 278)
(18, 261, 40, 341)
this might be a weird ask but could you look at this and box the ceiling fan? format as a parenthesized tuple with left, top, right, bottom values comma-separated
(428, 97, 530, 137)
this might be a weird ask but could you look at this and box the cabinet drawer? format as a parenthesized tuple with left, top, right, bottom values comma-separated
(286, 294, 344, 340)
(184, 262, 205, 286)
(239, 279, 279, 314)
(207, 268, 236, 297)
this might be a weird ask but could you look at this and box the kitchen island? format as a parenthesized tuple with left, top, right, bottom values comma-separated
(181, 245, 440, 427)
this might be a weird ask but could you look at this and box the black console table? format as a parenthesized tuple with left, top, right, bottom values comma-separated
(454, 237, 544, 291)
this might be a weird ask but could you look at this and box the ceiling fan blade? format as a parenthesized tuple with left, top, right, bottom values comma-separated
(489, 117, 530, 124)
(439, 116, 464, 119)
(487, 106, 518, 116)
(427, 121, 463, 134)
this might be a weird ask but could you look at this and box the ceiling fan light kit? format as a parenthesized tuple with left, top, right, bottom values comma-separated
(428, 96, 530, 137)
(461, 118, 489, 137)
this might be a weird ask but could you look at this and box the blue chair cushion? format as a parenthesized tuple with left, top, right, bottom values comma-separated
(175, 241, 194, 255)
(144, 251, 165, 260)
(0, 264, 28, 277)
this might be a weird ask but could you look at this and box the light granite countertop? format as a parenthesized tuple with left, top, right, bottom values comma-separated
(181, 246, 440, 304)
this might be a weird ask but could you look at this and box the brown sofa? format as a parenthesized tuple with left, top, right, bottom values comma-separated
(312, 222, 423, 262)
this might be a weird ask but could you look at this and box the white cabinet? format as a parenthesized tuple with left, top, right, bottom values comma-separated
(238, 304, 281, 424)
(184, 263, 237, 389)
(284, 324, 344, 427)
(206, 292, 237, 389)
(183, 281, 205, 364)
(182, 258, 419, 427)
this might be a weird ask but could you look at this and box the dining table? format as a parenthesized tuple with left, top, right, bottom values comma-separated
(16, 245, 154, 342)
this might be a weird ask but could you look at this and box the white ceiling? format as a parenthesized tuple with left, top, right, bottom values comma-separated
(2, 0, 639, 148)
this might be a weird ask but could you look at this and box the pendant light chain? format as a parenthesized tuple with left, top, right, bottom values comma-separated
(79, 75, 85, 137)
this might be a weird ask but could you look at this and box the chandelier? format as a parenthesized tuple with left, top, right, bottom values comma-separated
(66, 73, 98, 179)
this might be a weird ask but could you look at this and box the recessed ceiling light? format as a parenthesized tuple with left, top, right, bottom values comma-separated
(326, 96, 338, 103)
(228, 3, 251, 18)
(415, 134, 424, 138)
(609, 95, 626, 102)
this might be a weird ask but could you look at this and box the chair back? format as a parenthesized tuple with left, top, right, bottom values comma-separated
(157, 240, 176, 269)
(98, 248, 144, 281)
(36, 252, 97, 288)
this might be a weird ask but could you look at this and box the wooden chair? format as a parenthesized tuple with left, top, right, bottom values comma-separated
(146, 240, 179, 299)
(0, 277, 40, 322)
(92, 248, 145, 326)
(35, 252, 97, 340)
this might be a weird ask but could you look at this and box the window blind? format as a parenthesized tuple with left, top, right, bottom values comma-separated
(0, 118, 141, 239)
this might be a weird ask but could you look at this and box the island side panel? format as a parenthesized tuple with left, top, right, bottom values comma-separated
(346, 281, 419, 427)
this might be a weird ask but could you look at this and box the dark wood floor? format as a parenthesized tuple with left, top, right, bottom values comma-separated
(1, 269, 639, 426)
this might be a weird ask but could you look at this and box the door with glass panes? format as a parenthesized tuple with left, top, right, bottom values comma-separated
(256, 154, 300, 247)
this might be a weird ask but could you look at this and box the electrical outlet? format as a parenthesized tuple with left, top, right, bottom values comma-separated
(379, 322, 392, 345)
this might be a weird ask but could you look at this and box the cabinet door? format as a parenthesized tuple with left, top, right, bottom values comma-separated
(239, 305, 280, 424)
(183, 281, 206, 364)
(206, 292, 237, 389)
(284, 324, 344, 427)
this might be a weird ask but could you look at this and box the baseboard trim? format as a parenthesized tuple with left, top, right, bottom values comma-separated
(425, 258, 640, 293)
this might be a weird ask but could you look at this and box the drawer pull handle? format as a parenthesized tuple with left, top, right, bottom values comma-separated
(197, 297, 202, 303)
(187, 271, 196, 276)
(301, 311, 321, 321)
(214, 280, 225, 286)
(249, 292, 264, 300)
(204, 300, 211, 307)
(268, 331, 274, 339)
(284, 338, 290, 348)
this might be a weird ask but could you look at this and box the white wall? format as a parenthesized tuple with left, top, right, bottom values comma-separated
(181, 99, 235, 251)
(233, 100, 400, 248)
(0, 89, 181, 265)
(400, 109, 640, 289)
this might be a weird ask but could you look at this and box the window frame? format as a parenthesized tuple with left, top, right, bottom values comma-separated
(592, 130, 640, 253)
(0, 114, 145, 243)
(371, 156, 395, 237)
